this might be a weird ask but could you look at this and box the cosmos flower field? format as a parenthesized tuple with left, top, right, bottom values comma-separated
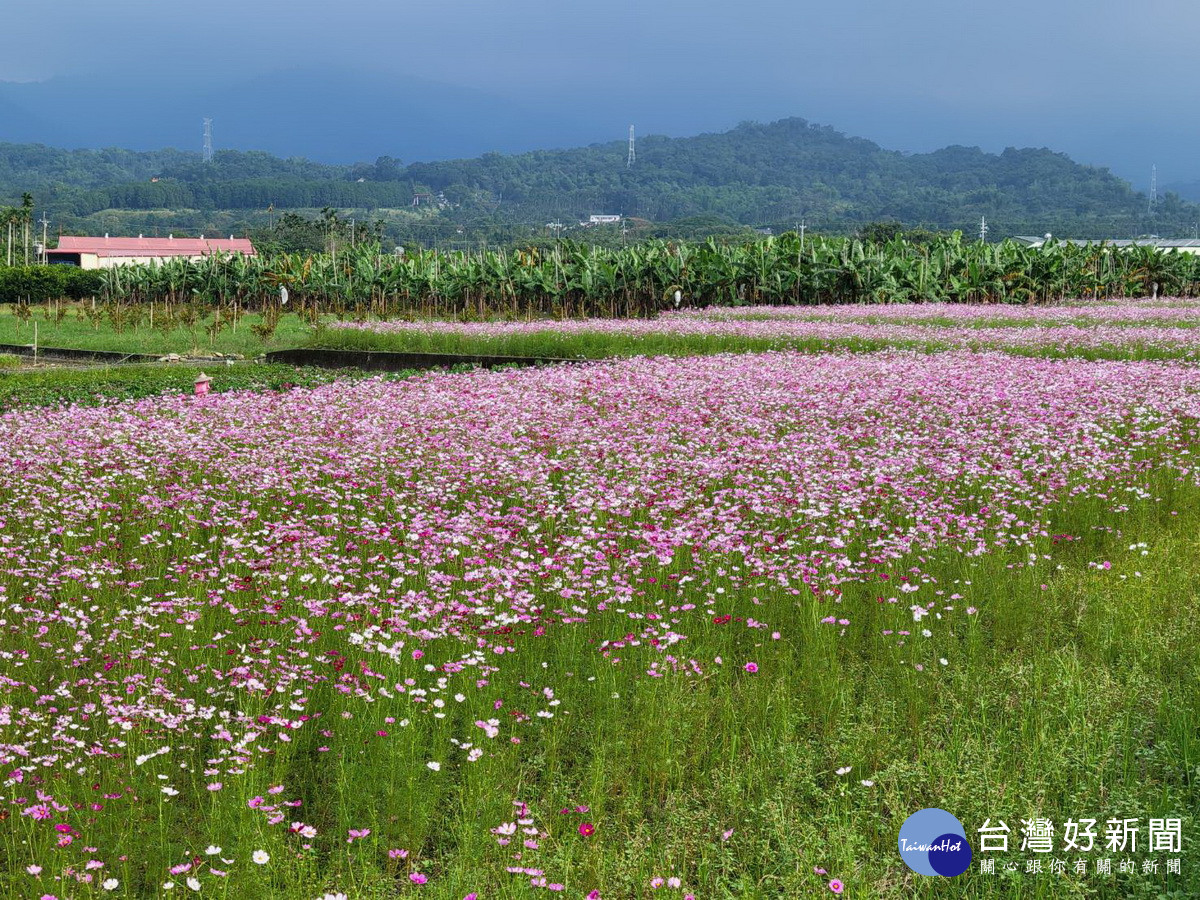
(322, 298, 1200, 361)
(3, 317, 1200, 896)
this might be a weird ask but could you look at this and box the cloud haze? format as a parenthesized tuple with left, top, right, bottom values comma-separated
(5, 0, 1199, 185)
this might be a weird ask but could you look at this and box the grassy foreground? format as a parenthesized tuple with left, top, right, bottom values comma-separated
(0, 427, 1196, 898)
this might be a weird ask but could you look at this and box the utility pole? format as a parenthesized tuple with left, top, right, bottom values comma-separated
(203, 118, 214, 163)
(39, 212, 49, 264)
(979, 215, 989, 243)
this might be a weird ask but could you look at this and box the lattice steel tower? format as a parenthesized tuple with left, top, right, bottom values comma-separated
(1149, 164, 1157, 214)
(203, 118, 214, 163)
(627, 125, 635, 168)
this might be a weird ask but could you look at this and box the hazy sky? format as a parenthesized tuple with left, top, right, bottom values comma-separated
(6, 0, 1199, 185)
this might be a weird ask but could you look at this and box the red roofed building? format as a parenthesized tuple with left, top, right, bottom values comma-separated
(46, 235, 256, 269)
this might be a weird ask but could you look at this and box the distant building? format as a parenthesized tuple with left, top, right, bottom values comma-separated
(45, 235, 256, 269)
(585, 215, 622, 226)
(1014, 235, 1200, 256)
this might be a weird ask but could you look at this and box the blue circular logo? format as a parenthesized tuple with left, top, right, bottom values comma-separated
(898, 808, 972, 877)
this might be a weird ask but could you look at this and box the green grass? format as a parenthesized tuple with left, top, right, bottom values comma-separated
(0, 305, 314, 357)
(0, 363, 418, 411)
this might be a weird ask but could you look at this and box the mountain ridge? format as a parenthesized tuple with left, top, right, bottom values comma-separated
(0, 116, 1192, 240)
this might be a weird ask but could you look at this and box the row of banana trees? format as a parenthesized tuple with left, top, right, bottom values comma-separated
(89, 233, 1200, 319)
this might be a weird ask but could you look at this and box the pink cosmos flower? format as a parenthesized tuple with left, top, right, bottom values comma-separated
(409, 872, 427, 884)
(829, 879, 844, 894)
(744, 662, 759, 673)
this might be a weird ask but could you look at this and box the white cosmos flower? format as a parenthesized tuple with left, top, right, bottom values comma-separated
(252, 850, 269, 865)
(426, 761, 441, 771)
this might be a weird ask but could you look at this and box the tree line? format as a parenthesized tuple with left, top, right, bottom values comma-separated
(4, 119, 1196, 239)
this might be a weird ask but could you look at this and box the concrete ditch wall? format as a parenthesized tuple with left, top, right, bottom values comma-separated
(0, 343, 161, 364)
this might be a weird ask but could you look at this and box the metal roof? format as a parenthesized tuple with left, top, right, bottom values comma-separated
(51, 236, 255, 257)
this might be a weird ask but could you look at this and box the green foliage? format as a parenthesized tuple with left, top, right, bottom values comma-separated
(249, 209, 387, 255)
(0, 265, 103, 302)
(0, 363, 407, 411)
(60, 235, 1200, 321)
(2, 118, 1194, 241)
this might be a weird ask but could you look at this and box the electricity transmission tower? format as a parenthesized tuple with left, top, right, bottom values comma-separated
(627, 125, 635, 168)
(979, 216, 989, 243)
(203, 118, 214, 163)
(1149, 164, 1157, 215)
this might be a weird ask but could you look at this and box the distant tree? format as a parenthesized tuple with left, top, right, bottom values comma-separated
(855, 220, 905, 244)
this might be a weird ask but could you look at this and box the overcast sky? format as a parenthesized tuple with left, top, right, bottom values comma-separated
(5, 0, 1199, 185)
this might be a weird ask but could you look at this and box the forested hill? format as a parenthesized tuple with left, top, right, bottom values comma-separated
(0, 118, 1191, 237)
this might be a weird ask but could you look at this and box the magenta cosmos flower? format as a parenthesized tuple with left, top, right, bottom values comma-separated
(744, 662, 759, 673)
(578, 822, 595, 836)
